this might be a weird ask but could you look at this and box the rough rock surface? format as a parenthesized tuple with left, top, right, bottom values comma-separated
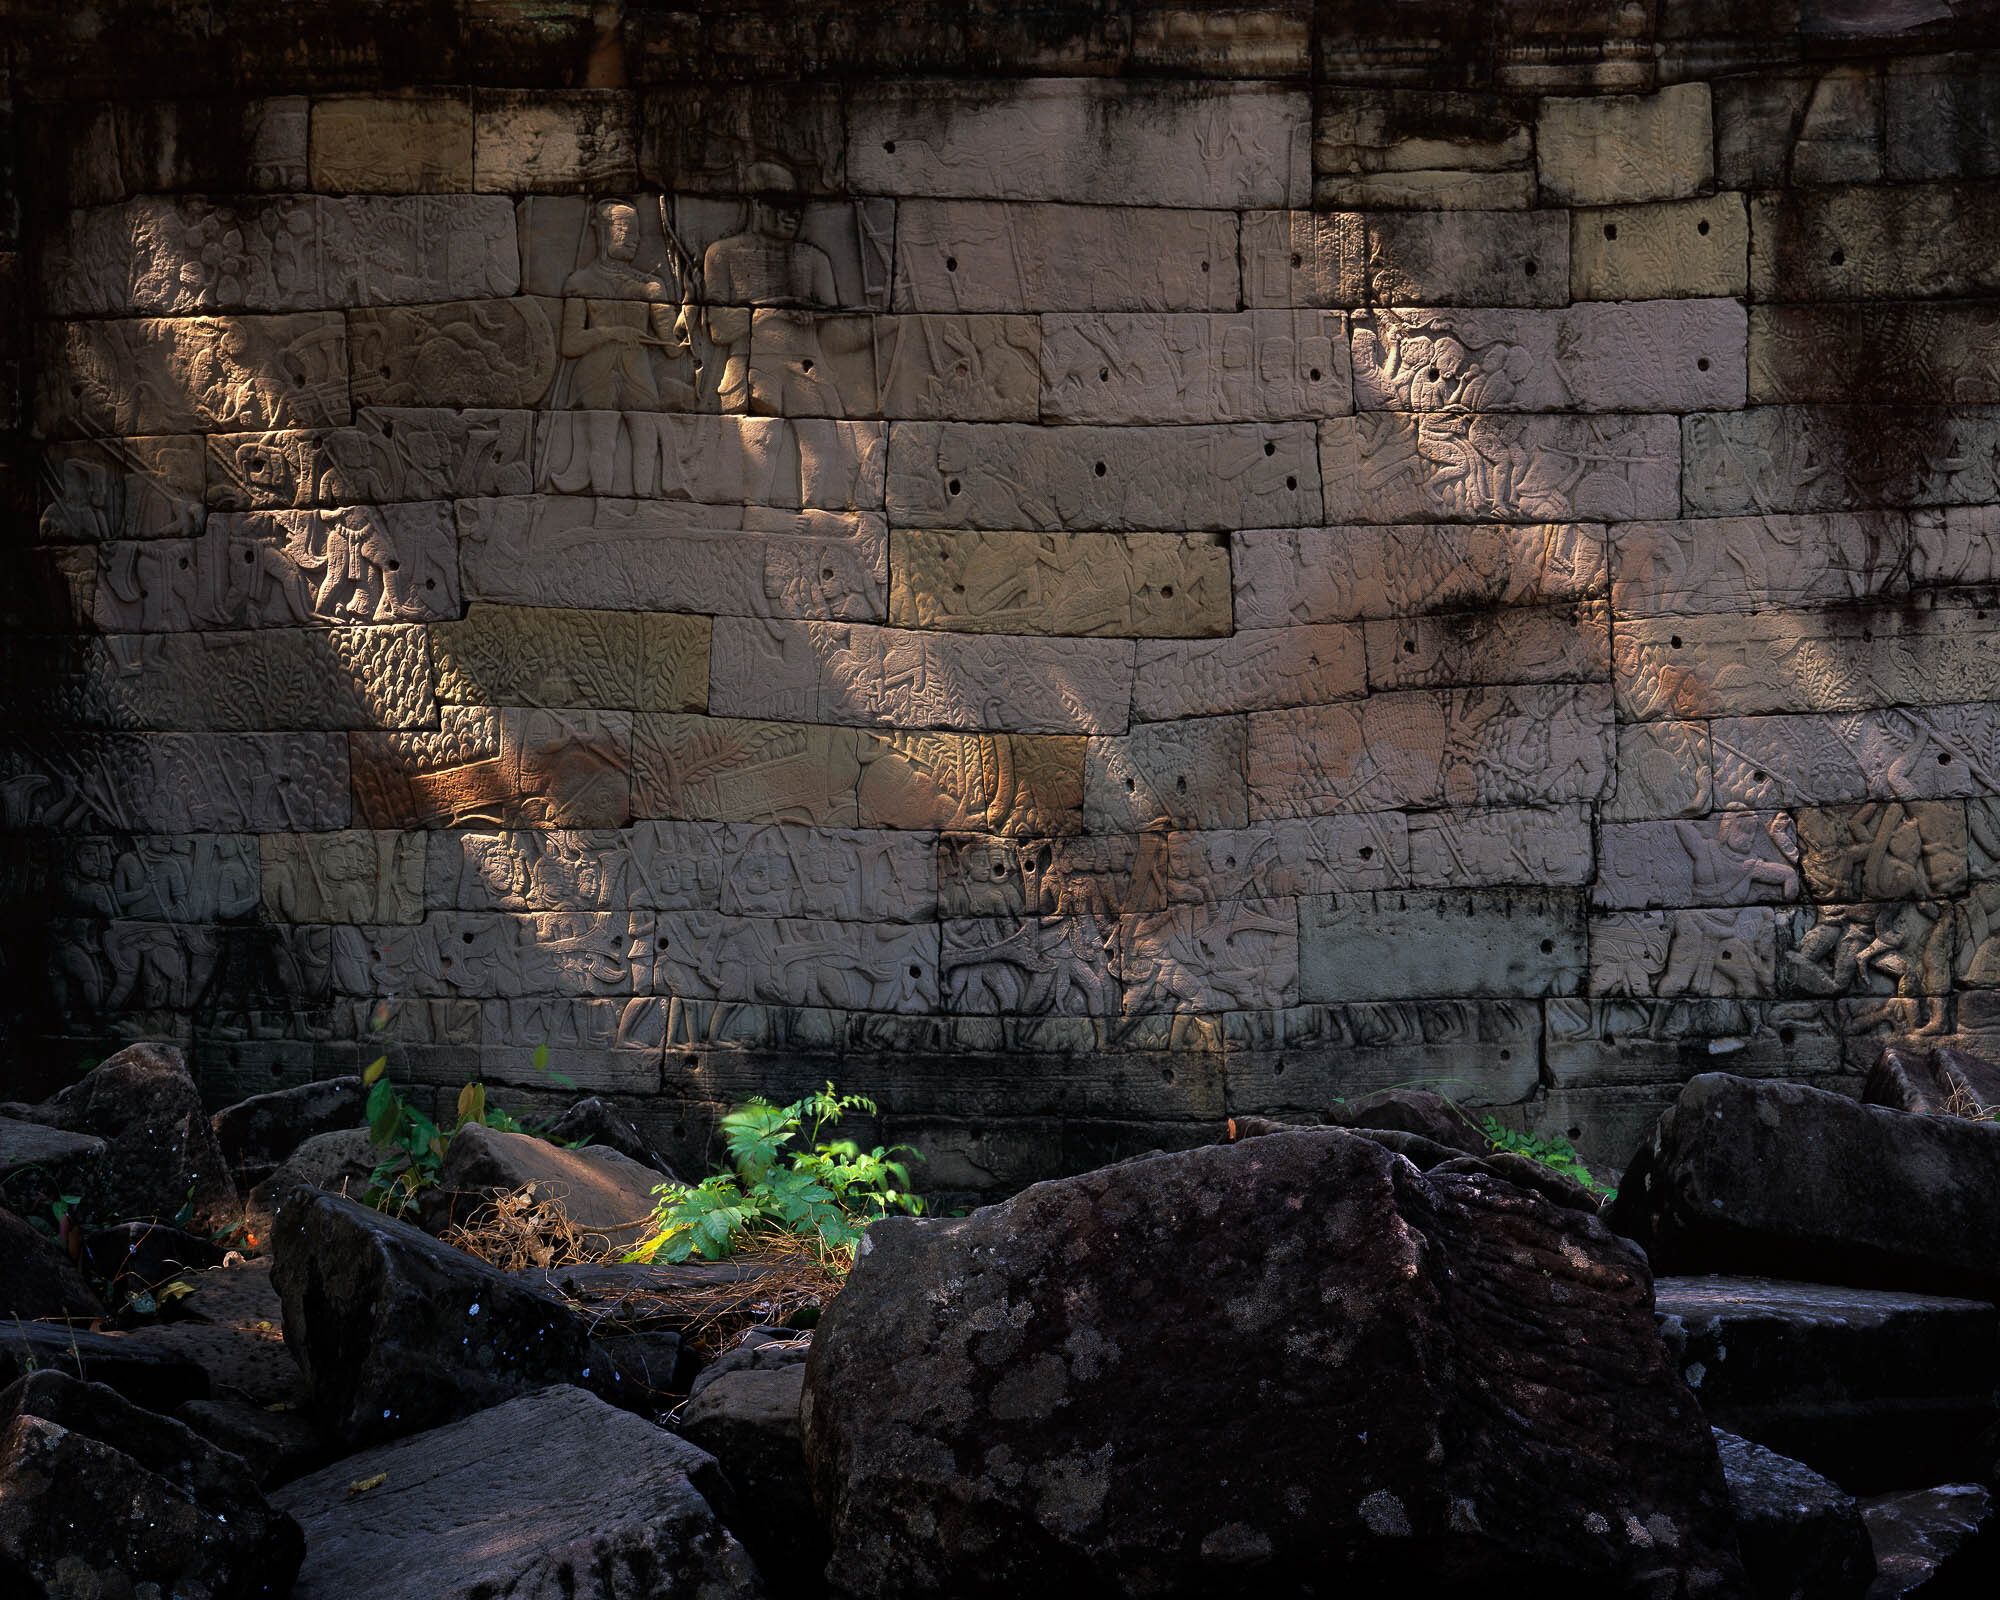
(1865, 1048, 2000, 1119)
(271, 1184, 603, 1447)
(0, 1204, 104, 1321)
(679, 1363, 823, 1589)
(418, 1121, 667, 1253)
(273, 1385, 766, 1600)
(0, 1321, 211, 1412)
(0, 1369, 303, 1599)
(244, 1125, 380, 1243)
(1322, 1087, 1491, 1157)
(212, 1076, 366, 1188)
(1861, 1484, 1996, 1597)
(1713, 1428, 1873, 1600)
(83, 1217, 227, 1290)
(1608, 1075, 2000, 1300)
(0, 1044, 237, 1230)
(803, 1130, 1743, 1597)
(544, 1096, 682, 1181)
(0, 1117, 105, 1220)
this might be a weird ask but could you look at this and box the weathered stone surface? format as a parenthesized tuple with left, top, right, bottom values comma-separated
(207, 409, 532, 509)
(750, 312, 1039, 421)
(1314, 88, 1535, 210)
(1085, 716, 1248, 831)
(533, 415, 886, 507)
(37, 315, 350, 439)
(1235, 520, 1605, 626)
(1240, 209, 1365, 308)
(1352, 301, 1745, 413)
(351, 706, 632, 831)
(891, 200, 1239, 313)
(1712, 703, 2000, 808)
(1121, 898, 1300, 1011)
(1225, 1000, 1542, 1110)
(1591, 907, 1782, 998)
(1166, 814, 1405, 903)
(274, 1385, 764, 1600)
(630, 713, 863, 827)
(1611, 1073, 2000, 1299)
(1683, 406, 2000, 516)
(1134, 625, 1363, 720)
(261, 830, 424, 923)
(40, 434, 206, 541)
(802, 1133, 1743, 1597)
(0, 1370, 304, 1600)
(1544, 999, 1846, 1090)
(889, 528, 1230, 638)
(1860, 1483, 1997, 1597)
(1890, 50, 2000, 174)
(1571, 194, 1749, 301)
(1300, 889, 1585, 1000)
(330, 912, 660, 1001)
(1364, 209, 1570, 307)
(1595, 815, 1801, 910)
(676, 1365, 821, 1589)
(1797, 802, 1968, 902)
(430, 604, 708, 713)
(1750, 303, 2000, 405)
(0, 732, 350, 833)
(1538, 83, 1714, 205)
(211, 1077, 366, 1188)
(1611, 512, 1950, 617)
(646, 911, 938, 1013)
(420, 1124, 664, 1255)
(1408, 804, 1596, 887)
(938, 832, 1163, 919)
(310, 94, 473, 192)
(348, 298, 558, 409)
(850, 78, 1306, 207)
(0, 1205, 105, 1321)
(1042, 311, 1347, 424)
(1366, 602, 1610, 690)
(1323, 413, 1680, 523)
(1712, 1430, 1875, 1600)
(1247, 684, 1614, 818)
(1751, 183, 2000, 302)
(890, 421, 1319, 531)
(473, 90, 635, 193)
(940, 914, 1122, 1017)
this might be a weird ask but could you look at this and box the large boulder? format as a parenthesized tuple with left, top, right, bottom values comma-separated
(0, 1043, 237, 1230)
(802, 1130, 1743, 1598)
(418, 1121, 667, 1254)
(0, 1322, 211, 1413)
(543, 1096, 682, 1181)
(0, 1369, 303, 1599)
(1713, 1429, 1873, 1599)
(1866, 1047, 2000, 1119)
(211, 1076, 366, 1189)
(272, 1184, 612, 1448)
(1608, 1075, 2000, 1300)
(0, 1116, 105, 1220)
(1861, 1484, 1996, 1596)
(243, 1125, 380, 1246)
(1321, 1086, 1491, 1157)
(679, 1362, 823, 1589)
(272, 1385, 766, 1600)
(0, 1205, 104, 1321)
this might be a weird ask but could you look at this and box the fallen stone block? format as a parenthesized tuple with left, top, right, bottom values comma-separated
(1866, 1048, 2000, 1119)
(0, 1117, 105, 1221)
(678, 1363, 822, 1590)
(417, 1121, 666, 1255)
(0, 1321, 211, 1413)
(543, 1095, 682, 1181)
(1715, 1428, 1874, 1599)
(212, 1076, 366, 1189)
(243, 1125, 379, 1245)
(1862, 1484, 1996, 1597)
(0, 1205, 104, 1322)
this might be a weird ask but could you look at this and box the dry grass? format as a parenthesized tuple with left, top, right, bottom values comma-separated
(1941, 1078, 2000, 1122)
(440, 1182, 611, 1272)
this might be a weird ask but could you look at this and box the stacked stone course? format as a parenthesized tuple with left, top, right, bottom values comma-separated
(7, 2, 2000, 1194)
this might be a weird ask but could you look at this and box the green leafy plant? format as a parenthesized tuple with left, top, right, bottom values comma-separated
(625, 1082, 924, 1268)
(1480, 1116, 1616, 1198)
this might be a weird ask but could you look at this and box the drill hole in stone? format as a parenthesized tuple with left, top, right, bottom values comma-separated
(1094, 461, 1107, 476)
(1309, 368, 1322, 381)
(1161, 585, 1174, 597)
(1670, 634, 1683, 648)
(882, 140, 895, 153)
(948, 478, 962, 495)
(908, 965, 922, 978)
(1603, 223, 1617, 240)
(1523, 259, 1537, 277)
(1290, 253, 1302, 268)
(945, 256, 958, 271)
(1264, 441, 1276, 456)
(1286, 476, 1297, 489)
(1358, 845, 1374, 860)
(801, 358, 814, 373)
(1403, 639, 1416, 654)
(1539, 939, 1554, 954)
(1697, 358, 1710, 371)
(1830, 248, 1845, 266)
(1697, 218, 1710, 236)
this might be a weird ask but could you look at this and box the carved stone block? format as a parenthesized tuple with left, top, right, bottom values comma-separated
(1593, 815, 1800, 910)
(1300, 890, 1585, 1001)
(1887, 54, 2000, 180)
(888, 421, 1319, 530)
(40, 435, 205, 541)
(37, 315, 350, 439)
(670, 192, 895, 317)
(1166, 814, 1406, 904)
(429, 828, 643, 913)
(1956, 884, 2000, 987)
(473, 91, 637, 193)
(856, 731, 1087, 835)
(712, 824, 937, 923)
(1132, 625, 1366, 719)
(477, 998, 666, 1095)
(892, 200, 1239, 313)
(206, 409, 534, 509)
(1682, 406, 2000, 516)
(1406, 805, 1595, 888)
(1750, 184, 2000, 301)
(1239, 211, 1365, 309)
(1925, 506, 2000, 585)
(310, 95, 474, 192)
(1233, 521, 1606, 627)
(0, 733, 349, 833)
(1710, 705, 2000, 809)
(1616, 605, 2000, 720)
(1363, 210, 1569, 308)
(1749, 304, 2000, 405)
(531, 415, 886, 509)
(1569, 194, 1749, 301)
(630, 713, 863, 827)
(1795, 802, 1969, 902)
(1041, 311, 1347, 424)
(1365, 602, 1610, 690)
(637, 83, 849, 196)
(458, 498, 887, 622)
(335, 912, 654, 998)
(1783, 902, 1952, 999)
(1543, 998, 1845, 1088)
(938, 914, 1121, 1017)
(888, 528, 1230, 638)
(1247, 683, 1614, 819)
(352, 706, 633, 830)
(1536, 83, 1714, 205)
(1121, 899, 1299, 1013)
(97, 503, 460, 631)
(1351, 301, 1745, 413)
(348, 298, 558, 409)
(1, 834, 260, 923)
(849, 79, 1307, 207)
(1085, 716, 1248, 831)
(1591, 908, 1780, 999)
(1321, 414, 1679, 524)
(1225, 998, 1540, 1108)
(1611, 512, 1923, 617)
(939, 833, 1164, 919)
(656, 910, 937, 1013)
(1313, 87, 1534, 211)
(748, 313, 1039, 421)
(430, 603, 708, 713)
(261, 831, 424, 924)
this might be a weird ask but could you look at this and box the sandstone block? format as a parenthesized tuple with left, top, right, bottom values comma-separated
(352, 706, 631, 830)
(1795, 802, 1969, 902)
(473, 90, 636, 193)
(1085, 716, 1248, 831)
(1351, 301, 1745, 413)
(1300, 889, 1586, 1001)
(892, 200, 1238, 313)
(1749, 303, 2000, 405)
(205, 408, 533, 509)
(709, 824, 938, 923)
(1364, 210, 1569, 307)
(532, 414, 885, 509)
(939, 914, 1122, 1017)
(458, 498, 887, 622)
(710, 617, 1135, 734)
(1708, 704, 2000, 809)
(1313, 88, 1534, 211)
(1233, 521, 1605, 627)
(1612, 512, 1929, 617)
(637, 82, 847, 196)
(261, 831, 425, 924)
(1133, 625, 1364, 719)
(332, 912, 655, 999)
(427, 829, 647, 913)
(1592, 908, 1782, 999)
(0, 733, 349, 832)
(1406, 805, 1595, 888)
(1322, 414, 1679, 524)
(1887, 53, 2000, 180)
(939, 833, 1162, 919)
(1041, 311, 1347, 424)
(629, 714, 863, 827)
(37, 315, 350, 439)
(0, 834, 259, 924)
(1240, 210, 1365, 308)
(856, 731, 1088, 835)
(888, 528, 1230, 638)
(39, 434, 205, 541)
(1751, 183, 2000, 301)
(1594, 816, 1801, 910)
(1122, 899, 1300, 1012)
(650, 910, 939, 1013)
(1570, 194, 1749, 301)
(1166, 814, 1407, 904)
(1683, 406, 2000, 515)
(849, 79, 1307, 208)
(430, 603, 708, 713)
(310, 95, 473, 191)
(348, 298, 558, 409)
(748, 312, 1038, 421)
(1544, 999, 1844, 1088)
(1537, 83, 1714, 206)
(1223, 1000, 1542, 1109)
(889, 421, 1319, 530)
(1247, 683, 1614, 819)
(1365, 602, 1610, 690)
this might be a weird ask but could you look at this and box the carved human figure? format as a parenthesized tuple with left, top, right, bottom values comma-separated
(1676, 813, 1800, 903)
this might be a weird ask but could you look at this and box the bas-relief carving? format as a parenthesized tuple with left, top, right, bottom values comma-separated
(1610, 512, 1934, 617)
(11, 835, 260, 924)
(1364, 602, 1610, 691)
(888, 529, 1231, 639)
(1300, 890, 1585, 1001)
(48, 918, 225, 1016)
(1604, 721, 1712, 822)
(310, 95, 475, 193)
(1535, 84, 1714, 207)
(1593, 815, 1801, 910)
(1749, 303, 2000, 406)
(1085, 717, 1250, 833)
(631, 714, 864, 827)
(651, 912, 937, 1014)
(1120, 901, 1300, 1013)
(351, 707, 632, 831)
(332, 913, 653, 999)
(1133, 626, 1366, 720)
(348, 299, 559, 410)
(1314, 88, 1534, 211)
(532, 414, 886, 505)
(1321, 413, 1680, 525)
(940, 914, 1122, 1017)
(1232, 521, 1606, 627)
(97, 503, 460, 631)
(856, 731, 1087, 836)
(1796, 802, 1968, 902)
(473, 92, 638, 194)
(40, 436, 205, 542)
(1589, 908, 1779, 999)
(1786, 901, 1953, 998)
(261, 831, 424, 924)
(1362, 211, 1570, 308)
(206, 409, 534, 509)
(0, 734, 349, 834)
(429, 829, 643, 914)
(1224, 1000, 1541, 1106)
(750, 313, 1040, 422)
(1543, 997, 1843, 1082)
(1682, 406, 2000, 517)
(429, 603, 709, 713)
(939, 833, 1166, 919)
(1887, 55, 2000, 181)
(1569, 195, 1749, 302)
(1165, 814, 1406, 905)
(1407, 805, 1595, 888)
(1239, 211, 1366, 310)
(1712, 705, 2000, 810)
(1750, 184, 2000, 302)
(1040, 312, 1347, 425)
(1957, 884, 2000, 986)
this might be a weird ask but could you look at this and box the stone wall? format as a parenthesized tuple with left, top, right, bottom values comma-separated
(7, 2, 2000, 1195)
